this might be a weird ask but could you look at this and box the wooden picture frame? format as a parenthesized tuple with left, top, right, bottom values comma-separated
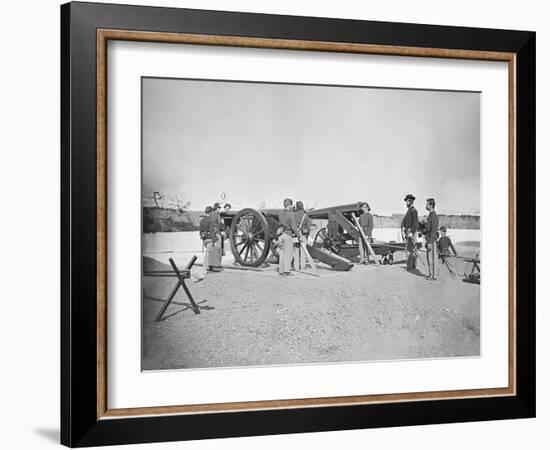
(61, 1, 535, 447)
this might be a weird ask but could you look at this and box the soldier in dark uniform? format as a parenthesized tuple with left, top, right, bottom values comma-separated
(212, 203, 223, 232)
(212, 203, 224, 258)
(437, 227, 457, 256)
(199, 206, 216, 271)
(437, 226, 457, 277)
(401, 194, 419, 271)
(424, 198, 439, 280)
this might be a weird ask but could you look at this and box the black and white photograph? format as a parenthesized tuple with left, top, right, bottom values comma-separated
(141, 77, 482, 371)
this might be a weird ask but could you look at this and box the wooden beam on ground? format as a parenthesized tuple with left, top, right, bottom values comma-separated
(295, 269, 320, 277)
(194, 263, 264, 272)
(300, 241, 319, 276)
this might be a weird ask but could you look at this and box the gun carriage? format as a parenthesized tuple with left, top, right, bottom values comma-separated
(221, 202, 416, 271)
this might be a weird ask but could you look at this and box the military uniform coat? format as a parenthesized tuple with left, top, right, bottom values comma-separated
(200, 215, 221, 268)
(401, 205, 419, 233)
(425, 211, 439, 244)
(359, 211, 374, 239)
(278, 209, 300, 236)
(199, 215, 215, 241)
(437, 235, 457, 255)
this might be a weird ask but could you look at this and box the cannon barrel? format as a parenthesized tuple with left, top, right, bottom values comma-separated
(223, 202, 410, 271)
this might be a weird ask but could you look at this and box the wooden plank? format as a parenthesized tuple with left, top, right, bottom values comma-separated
(153, 256, 199, 321)
(300, 241, 319, 276)
(169, 258, 200, 315)
(154, 280, 182, 322)
(294, 269, 320, 278)
(195, 263, 264, 272)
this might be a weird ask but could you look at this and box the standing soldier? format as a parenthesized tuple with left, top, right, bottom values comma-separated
(199, 206, 216, 271)
(293, 201, 311, 270)
(212, 203, 224, 258)
(358, 202, 374, 264)
(401, 194, 419, 271)
(221, 204, 231, 257)
(278, 198, 302, 277)
(424, 198, 439, 280)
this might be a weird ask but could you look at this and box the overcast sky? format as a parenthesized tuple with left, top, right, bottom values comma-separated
(142, 77, 480, 215)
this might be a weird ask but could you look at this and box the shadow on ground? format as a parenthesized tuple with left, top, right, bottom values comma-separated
(34, 428, 59, 443)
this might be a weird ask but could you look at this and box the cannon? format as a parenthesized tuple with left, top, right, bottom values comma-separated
(221, 202, 417, 271)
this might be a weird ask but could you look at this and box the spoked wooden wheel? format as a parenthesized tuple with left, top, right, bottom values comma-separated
(229, 208, 271, 267)
(313, 227, 341, 254)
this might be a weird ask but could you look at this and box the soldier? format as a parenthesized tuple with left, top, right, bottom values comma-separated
(437, 226, 457, 257)
(401, 194, 419, 271)
(424, 198, 439, 280)
(212, 203, 224, 258)
(358, 202, 374, 264)
(199, 206, 216, 271)
(293, 201, 311, 270)
(278, 198, 302, 277)
(437, 226, 457, 276)
(212, 203, 223, 230)
(223, 203, 231, 213)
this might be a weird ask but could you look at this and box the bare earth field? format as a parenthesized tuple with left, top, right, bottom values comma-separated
(142, 251, 480, 370)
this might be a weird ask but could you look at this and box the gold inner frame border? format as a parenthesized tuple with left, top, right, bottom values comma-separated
(95, 28, 517, 420)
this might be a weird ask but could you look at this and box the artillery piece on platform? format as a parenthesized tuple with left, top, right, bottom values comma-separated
(221, 202, 415, 271)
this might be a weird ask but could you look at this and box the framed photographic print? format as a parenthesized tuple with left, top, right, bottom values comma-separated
(60, 1, 536, 447)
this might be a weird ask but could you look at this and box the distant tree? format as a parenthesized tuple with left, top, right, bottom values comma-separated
(152, 191, 164, 209)
(172, 193, 191, 214)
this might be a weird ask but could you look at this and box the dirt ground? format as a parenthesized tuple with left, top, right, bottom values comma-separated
(142, 250, 480, 370)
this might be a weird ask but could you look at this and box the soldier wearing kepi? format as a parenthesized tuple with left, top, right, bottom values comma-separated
(358, 202, 374, 264)
(401, 194, 419, 271)
(437, 226, 458, 277)
(278, 198, 302, 277)
(424, 197, 439, 280)
(437, 226, 457, 257)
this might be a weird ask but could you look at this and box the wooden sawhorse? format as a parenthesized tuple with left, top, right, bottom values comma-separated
(152, 256, 200, 321)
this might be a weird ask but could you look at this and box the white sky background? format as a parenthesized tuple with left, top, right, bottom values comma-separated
(142, 78, 480, 214)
